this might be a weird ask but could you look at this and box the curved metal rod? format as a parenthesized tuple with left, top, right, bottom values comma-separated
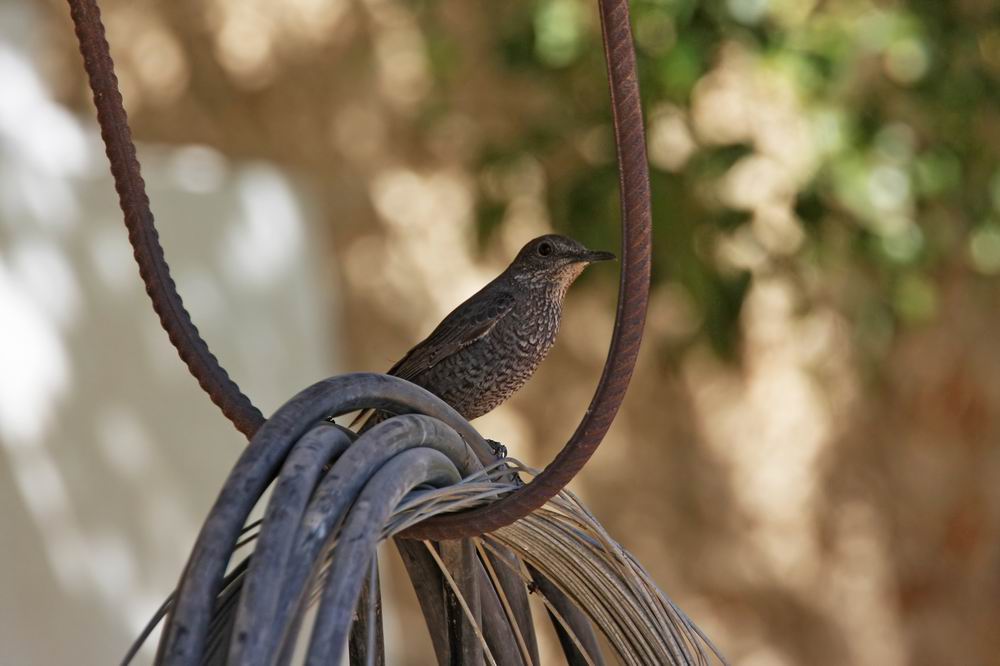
(66, 0, 265, 439)
(67, 0, 651, 537)
(294, 415, 481, 548)
(157, 375, 490, 666)
(401, 0, 650, 539)
(304, 448, 462, 665)
(228, 423, 353, 665)
(270, 414, 485, 662)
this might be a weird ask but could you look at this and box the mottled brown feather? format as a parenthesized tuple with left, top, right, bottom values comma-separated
(387, 291, 516, 381)
(348, 235, 612, 431)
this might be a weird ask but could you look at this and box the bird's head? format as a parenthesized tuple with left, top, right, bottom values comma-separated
(508, 234, 615, 291)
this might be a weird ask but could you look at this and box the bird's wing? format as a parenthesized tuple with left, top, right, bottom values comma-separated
(348, 290, 515, 431)
(388, 290, 516, 382)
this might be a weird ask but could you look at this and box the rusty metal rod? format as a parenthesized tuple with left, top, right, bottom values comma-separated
(66, 0, 265, 438)
(66, 0, 651, 538)
(401, 0, 651, 539)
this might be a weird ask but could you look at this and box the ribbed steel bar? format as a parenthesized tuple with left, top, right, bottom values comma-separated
(67, 0, 651, 538)
(401, 0, 650, 539)
(66, 0, 265, 439)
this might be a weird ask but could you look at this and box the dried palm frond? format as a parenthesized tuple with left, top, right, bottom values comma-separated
(133, 458, 724, 665)
(384, 460, 726, 666)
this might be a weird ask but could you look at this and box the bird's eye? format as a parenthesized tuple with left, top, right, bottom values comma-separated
(537, 242, 553, 257)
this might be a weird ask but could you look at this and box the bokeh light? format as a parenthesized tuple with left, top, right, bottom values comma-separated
(3, 0, 999, 663)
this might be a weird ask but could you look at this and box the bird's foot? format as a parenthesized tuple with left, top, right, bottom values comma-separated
(486, 438, 508, 459)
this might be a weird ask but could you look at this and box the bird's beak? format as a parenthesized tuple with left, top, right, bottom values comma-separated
(581, 249, 616, 263)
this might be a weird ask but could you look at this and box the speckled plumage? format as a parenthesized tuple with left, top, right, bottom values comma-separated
(358, 235, 614, 428)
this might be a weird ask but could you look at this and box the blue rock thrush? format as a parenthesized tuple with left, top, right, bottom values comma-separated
(354, 234, 614, 430)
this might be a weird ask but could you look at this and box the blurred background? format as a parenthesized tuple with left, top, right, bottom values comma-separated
(1, 0, 999, 663)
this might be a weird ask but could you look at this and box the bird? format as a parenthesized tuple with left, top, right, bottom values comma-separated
(353, 234, 615, 430)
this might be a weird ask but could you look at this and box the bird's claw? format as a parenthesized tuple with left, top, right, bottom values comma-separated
(486, 438, 508, 459)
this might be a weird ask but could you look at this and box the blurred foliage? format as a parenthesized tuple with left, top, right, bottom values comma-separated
(30, 2, 1000, 662)
(48, 0, 998, 361)
(430, 0, 1000, 359)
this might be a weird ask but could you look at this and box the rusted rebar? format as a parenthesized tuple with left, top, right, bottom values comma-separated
(66, 0, 651, 538)
(66, 0, 265, 439)
(401, 0, 651, 539)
